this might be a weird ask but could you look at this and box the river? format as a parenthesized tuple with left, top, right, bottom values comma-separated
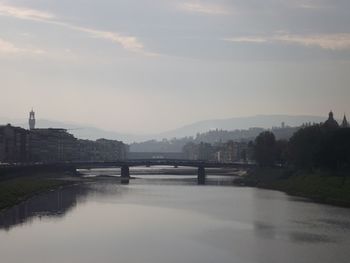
(1, 168, 350, 263)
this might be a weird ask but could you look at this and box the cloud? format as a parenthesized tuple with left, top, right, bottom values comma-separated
(0, 38, 45, 55)
(294, 0, 327, 9)
(276, 34, 350, 50)
(225, 33, 350, 51)
(68, 26, 152, 55)
(273, 0, 328, 10)
(0, 3, 151, 55)
(0, 3, 55, 21)
(224, 37, 268, 44)
(297, 4, 320, 9)
(178, 1, 230, 15)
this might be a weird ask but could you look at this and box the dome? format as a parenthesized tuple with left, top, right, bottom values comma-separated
(323, 111, 339, 129)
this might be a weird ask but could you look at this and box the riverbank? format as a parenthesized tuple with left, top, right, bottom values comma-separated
(0, 171, 78, 211)
(238, 167, 350, 207)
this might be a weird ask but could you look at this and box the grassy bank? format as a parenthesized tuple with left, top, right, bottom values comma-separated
(0, 172, 75, 211)
(241, 168, 350, 207)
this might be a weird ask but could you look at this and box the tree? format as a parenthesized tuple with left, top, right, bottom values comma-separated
(321, 128, 350, 170)
(253, 131, 276, 166)
(288, 125, 324, 170)
(275, 140, 288, 166)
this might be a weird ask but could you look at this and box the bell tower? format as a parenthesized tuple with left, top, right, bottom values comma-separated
(29, 109, 36, 130)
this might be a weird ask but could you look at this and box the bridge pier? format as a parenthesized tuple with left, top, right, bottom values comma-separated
(121, 165, 130, 178)
(121, 177, 130, 185)
(197, 166, 206, 185)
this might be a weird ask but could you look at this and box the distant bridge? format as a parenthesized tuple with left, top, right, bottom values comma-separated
(69, 159, 254, 184)
(73, 159, 252, 169)
(0, 159, 255, 184)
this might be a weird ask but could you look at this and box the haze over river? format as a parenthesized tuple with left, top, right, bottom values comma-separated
(1, 168, 350, 263)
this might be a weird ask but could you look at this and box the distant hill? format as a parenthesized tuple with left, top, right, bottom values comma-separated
(130, 126, 300, 153)
(157, 115, 327, 139)
(0, 114, 329, 143)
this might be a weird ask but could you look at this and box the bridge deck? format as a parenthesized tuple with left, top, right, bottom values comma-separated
(0, 159, 255, 170)
(72, 159, 254, 169)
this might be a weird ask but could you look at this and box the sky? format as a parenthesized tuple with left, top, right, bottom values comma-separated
(1, 0, 350, 134)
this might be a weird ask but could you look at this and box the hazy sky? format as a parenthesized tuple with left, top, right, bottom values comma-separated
(1, 0, 350, 134)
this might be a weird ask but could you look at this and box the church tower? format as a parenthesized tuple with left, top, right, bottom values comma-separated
(29, 109, 36, 130)
(341, 114, 349, 128)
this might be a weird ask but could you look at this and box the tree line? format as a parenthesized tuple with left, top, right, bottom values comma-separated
(253, 125, 350, 171)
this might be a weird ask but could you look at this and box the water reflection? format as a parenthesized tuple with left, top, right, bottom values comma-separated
(0, 184, 90, 231)
(0, 175, 236, 231)
(318, 218, 350, 229)
(134, 175, 237, 186)
(1, 174, 350, 263)
(121, 177, 130, 185)
(288, 231, 335, 243)
(254, 221, 335, 244)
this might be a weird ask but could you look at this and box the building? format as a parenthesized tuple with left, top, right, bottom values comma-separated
(182, 142, 199, 160)
(183, 140, 248, 162)
(215, 141, 238, 162)
(27, 129, 128, 163)
(0, 125, 28, 163)
(128, 152, 184, 159)
(77, 139, 128, 161)
(214, 141, 248, 163)
(0, 111, 134, 163)
(25, 108, 129, 163)
(28, 128, 78, 162)
(183, 142, 215, 161)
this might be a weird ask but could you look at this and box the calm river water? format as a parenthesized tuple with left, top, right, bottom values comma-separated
(1, 169, 350, 263)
